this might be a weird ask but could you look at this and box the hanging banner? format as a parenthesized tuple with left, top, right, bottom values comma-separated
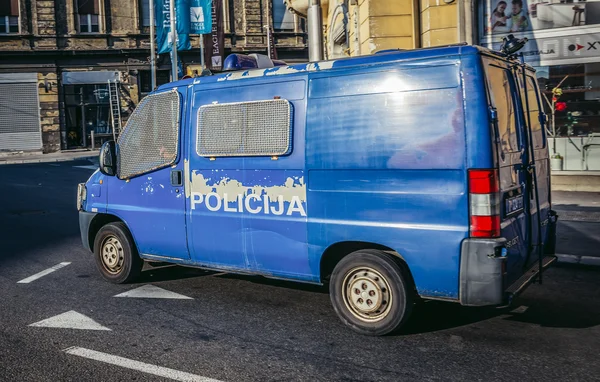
(189, 0, 212, 34)
(203, 0, 225, 71)
(156, 0, 192, 55)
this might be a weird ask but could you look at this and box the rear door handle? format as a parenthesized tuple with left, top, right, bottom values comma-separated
(170, 170, 183, 187)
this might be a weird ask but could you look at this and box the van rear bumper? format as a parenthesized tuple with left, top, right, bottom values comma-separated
(459, 237, 557, 307)
(459, 238, 507, 306)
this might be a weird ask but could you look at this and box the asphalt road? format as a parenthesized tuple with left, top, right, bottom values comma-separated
(0, 161, 599, 381)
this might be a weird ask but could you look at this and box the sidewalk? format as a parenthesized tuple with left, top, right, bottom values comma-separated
(553, 191, 600, 266)
(0, 149, 99, 165)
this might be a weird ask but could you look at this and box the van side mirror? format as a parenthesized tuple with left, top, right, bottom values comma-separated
(99, 140, 117, 177)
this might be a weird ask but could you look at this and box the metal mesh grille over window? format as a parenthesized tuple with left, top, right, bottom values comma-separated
(197, 99, 292, 157)
(117, 90, 180, 179)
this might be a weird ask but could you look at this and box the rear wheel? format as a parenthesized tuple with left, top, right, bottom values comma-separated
(93, 222, 142, 284)
(329, 249, 413, 336)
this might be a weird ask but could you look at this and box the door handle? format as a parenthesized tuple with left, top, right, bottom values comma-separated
(170, 170, 183, 187)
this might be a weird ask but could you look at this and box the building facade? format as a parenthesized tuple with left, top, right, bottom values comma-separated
(0, 0, 307, 154)
(285, 0, 599, 171)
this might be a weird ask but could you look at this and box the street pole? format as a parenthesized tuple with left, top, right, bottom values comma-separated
(307, 0, 324, 62)
(169, 0, 178, 81)
(149, 0, 156, 89)
(265, 26, 272, 58)
(265, 2, 271, 58)
(200, 35, 205, 70)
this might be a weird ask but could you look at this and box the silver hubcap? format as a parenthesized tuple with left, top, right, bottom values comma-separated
(342, 267, 392, 322)
(100, 236, 124, 274)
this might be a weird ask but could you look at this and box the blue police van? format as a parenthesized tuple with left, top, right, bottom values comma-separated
(78, 40, 558, 336)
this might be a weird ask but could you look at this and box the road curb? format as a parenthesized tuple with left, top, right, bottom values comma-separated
(0, 155, 97, 166)
(556, 254, 600, 267)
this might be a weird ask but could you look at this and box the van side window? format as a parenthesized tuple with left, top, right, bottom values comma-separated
(523, 76, 545, 150)
(196, 99, 292, 157)
(486, 66, 519, 153)
(117, 90, 181, 179)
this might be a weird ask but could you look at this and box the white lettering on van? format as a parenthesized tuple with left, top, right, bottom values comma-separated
(190, 191, 307, 216)
(191, 193, 203, 210)
(205, 193, 221, 211)
(184, 166, 307, 217)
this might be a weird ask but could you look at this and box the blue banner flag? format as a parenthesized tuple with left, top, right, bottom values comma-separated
(189, 0, 212, 34)
(156, 0, 192, 54)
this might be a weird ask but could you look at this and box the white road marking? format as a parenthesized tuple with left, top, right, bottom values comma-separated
(511, 305, 529, 314)
(74, 165, 98, 170)
(29, 310, 111, 331)
(113, 284, 193, 299)
(63, 347, 222, 382)
(17, 262, 71, 283)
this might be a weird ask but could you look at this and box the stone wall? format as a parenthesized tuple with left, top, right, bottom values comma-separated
(420, 0, 458, 47)
(37, 72, 61, 153)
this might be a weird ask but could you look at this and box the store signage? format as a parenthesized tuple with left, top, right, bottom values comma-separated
(485, 32, 600, 65)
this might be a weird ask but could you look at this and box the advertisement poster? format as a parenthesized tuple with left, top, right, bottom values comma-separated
(156, 0, 192, 55)
(203, 0, 225, 71)
(482, 0, 600, 36)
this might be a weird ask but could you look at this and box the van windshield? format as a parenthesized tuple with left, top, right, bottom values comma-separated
(485, 65, 519, 153)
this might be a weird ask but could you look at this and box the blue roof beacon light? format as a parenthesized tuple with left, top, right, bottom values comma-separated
(222, 53, 288, 72)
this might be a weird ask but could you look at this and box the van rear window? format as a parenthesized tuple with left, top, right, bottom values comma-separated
(521, 76, 545, 150)
(485, 65, 519, 153)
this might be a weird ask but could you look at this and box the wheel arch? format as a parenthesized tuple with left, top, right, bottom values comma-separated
(319, 241, 416, 291)
(88, 213, 128, 252)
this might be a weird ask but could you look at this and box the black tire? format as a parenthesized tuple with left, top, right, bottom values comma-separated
(93, 222, 143, 284)
(329, 249, 414, 336)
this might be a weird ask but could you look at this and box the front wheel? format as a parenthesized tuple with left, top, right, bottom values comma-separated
(329, 250, 413, 336)
(93, 222, 143, 284)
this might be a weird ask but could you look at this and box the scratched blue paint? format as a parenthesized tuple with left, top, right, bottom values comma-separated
(82, 45, 552, 300)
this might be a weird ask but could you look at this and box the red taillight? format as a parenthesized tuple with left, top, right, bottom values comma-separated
(470, 215, 501, 237)
(468, 169, 499, 194)
(468, 169, 501, 238)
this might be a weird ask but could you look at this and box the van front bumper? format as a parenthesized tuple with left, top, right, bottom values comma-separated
(79, 211, 97, 252)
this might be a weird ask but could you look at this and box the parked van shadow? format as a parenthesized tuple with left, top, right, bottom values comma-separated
(215, 272, 329, 294)
(136, 264, 217, 283)
(399, 301, 506, 335)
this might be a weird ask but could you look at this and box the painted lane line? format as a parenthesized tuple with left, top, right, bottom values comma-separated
(113, 284, 193, 299)
(511, 305, 528, 314)
(73, 165, 98, 170)
(17, 262, 71, 284)
(29, 310, 111, 331)
(63, 347, 222, 382)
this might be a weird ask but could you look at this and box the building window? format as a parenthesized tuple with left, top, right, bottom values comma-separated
(140, 0, 151, 29)
(138, 70, 171, 97)
(272, 0, 294, 31)
(537, 63, 600, 138)
(76, 0, 100, 33)
(0, 0, 19, 34)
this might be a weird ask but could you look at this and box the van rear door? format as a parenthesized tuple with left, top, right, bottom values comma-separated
(516, 69, 552, 270)
(482, 59, 531, 287)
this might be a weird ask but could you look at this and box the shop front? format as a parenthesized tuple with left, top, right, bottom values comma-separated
(478, 0, 600, 171)
(61, 71, 121, 149)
